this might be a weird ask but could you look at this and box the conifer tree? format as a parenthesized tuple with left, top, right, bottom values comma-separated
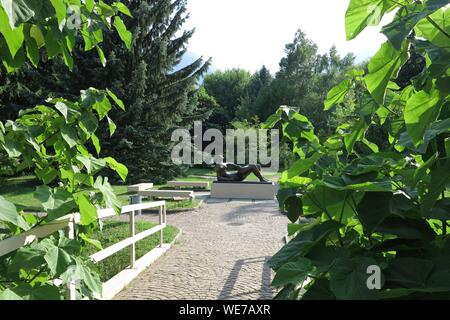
(0, 0, 211, 183)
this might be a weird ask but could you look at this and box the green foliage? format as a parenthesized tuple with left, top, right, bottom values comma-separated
(0, 0, 131, 300)
(0, 0, 131, 72)
(203, 32, 356, 138)
(203, 68, 252, 131)
(268, 0, 450, 300)
(0, 0, 211, 183)
(0, 88, 127, 299)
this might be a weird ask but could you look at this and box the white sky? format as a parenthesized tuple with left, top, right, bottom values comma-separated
(184, 0, 393, 73)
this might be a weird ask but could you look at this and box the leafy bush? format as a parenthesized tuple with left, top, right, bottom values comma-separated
(267, 0, 450, 300)
(0, 0, 132, 300)
(0, 149, 20, 177)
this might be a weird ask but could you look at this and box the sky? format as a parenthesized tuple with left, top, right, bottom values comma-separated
(183, 0, 393, 73)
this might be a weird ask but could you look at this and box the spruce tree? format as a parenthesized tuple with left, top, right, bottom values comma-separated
(0, 0, 211, 183)
(105, 0, 211, 183)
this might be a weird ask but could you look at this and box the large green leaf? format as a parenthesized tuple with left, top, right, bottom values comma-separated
(0, 195, 29, 230)
(345, 0, 396, 40)
(0, 288, 23, 300)
(60, 257, 102, 298)
(357, 192, 393, 234)
(0, 6, 24, 57)
(280, 153, 321, 181)
(382, 0, 449, 49)
(344, 119, 367, 153)
(384, 257, 434, 288)
(365, 41, 408, 104)
(112, 2, 132, 17)
(303, 186, 362, 223)
(93, 176, 122, 214)
(35, 166, 58, 184)
(398, 118, 450, 153)
(421, 160, 450, 216)
(271, 258, 314, 287)
(44, 246, 72, 278)
(104, 157, 128, 181)
(318, 176, 392, 192)
(73, 193, 97, 225)
(284, 196, 303, 223)
(427, 199, 450, 220)
(324, 79, 351, 110)
(24, 31, 39, 67)
(269, 220, 341, 271)
(404, 90, 441, 145)
(374, 217, 436, 241)
(54, 101, 81, 123)
(8, 247, 46, 276)
(49, 0, 66, 29)
(106, 88, 125, 110)
(301, 278, 335, 300)
(415, 8, 450, 48)
(113, 16, 131, 49)
(329, 257, 380, 300)
(76, 155, 106, 174)
(13, 284, 61, 300)
(33, 186, 76, 221)
(305, 244, 350, 274)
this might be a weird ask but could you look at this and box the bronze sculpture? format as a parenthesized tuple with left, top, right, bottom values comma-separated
(215, 158, 270, 183)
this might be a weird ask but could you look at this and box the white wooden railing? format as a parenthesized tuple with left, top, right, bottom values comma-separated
(0, 201, 168, 300)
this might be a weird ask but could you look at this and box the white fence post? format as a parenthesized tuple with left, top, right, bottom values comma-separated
(0, 201, 169, 300)
(130, 211, 136, 269)
(159, 205, 164, 247)
(67, 214, 77, 300)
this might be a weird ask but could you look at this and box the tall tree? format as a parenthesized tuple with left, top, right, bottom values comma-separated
(202, 68, 251, 131)
(102, 0, 211, 183)
(236, 66, 273, 120)
(0, 0, 211, 183)
(254, 30, 356, 135)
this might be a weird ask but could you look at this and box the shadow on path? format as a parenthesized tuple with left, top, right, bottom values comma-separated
(218, 256, 273, 300)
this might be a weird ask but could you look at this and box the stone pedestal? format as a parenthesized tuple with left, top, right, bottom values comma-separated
(210, 181, 276, 200)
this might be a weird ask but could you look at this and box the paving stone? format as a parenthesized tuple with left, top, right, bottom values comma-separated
(115, 199, 287, 300)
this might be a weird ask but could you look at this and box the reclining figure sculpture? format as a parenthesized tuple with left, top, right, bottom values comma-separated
(215, 157, 270, 183)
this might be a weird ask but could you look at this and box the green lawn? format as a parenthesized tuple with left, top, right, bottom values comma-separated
(84, 220, 179, 282)
(0, 175, 202, 212)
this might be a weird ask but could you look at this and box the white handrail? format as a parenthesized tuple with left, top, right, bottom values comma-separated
(90, 224, 166, 263)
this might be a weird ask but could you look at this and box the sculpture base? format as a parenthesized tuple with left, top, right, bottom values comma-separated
(210, 181, 276, 200)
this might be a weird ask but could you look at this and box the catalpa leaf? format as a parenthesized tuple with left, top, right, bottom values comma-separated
(404, 89, 441, 146)
(365, 41, 408, 104)
(382, 0, 449, 50)
(345, 0, 397, 40)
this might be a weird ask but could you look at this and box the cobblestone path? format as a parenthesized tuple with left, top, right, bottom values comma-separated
(115, 198, 287, 300)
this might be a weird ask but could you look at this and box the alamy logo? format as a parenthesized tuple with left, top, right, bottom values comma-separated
(366, 265, 382, 290)
(171, 121, 280, 172)
(66, 5, 82, 30)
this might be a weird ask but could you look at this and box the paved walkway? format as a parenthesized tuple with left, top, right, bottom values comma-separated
(115, 197, 287, 300)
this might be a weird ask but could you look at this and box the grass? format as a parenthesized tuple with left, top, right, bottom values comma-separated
(84, 220, 179, 282)
(0, 175, 202, 212)
(165, 199, 201, 210)
(0, 175, 42, 211)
